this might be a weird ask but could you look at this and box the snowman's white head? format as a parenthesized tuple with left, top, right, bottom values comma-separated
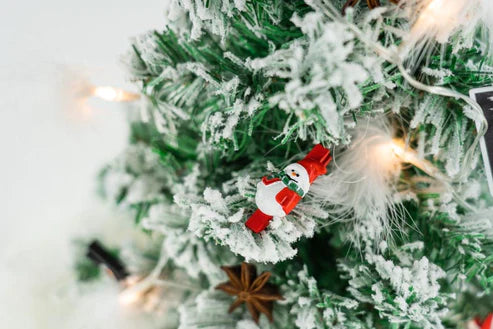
(283, 163, 310, 194)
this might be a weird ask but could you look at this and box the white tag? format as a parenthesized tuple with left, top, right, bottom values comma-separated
(470, 87, 493, 196)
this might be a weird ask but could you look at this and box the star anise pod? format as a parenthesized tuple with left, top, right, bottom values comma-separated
(215, 262, 284, 323)
(342, 0, 400, 15)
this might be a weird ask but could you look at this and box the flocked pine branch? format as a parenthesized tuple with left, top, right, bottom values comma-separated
(76, 1, 493, 328)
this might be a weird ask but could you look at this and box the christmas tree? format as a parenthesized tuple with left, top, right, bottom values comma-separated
(77, 0, 493, 328)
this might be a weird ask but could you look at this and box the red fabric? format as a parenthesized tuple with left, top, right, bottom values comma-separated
(298, 144, 332, 183)
(245, 209, 273, 233)
(481, 314, 493, 329)
(262, 176, 281, 185)
(275, 187, 302, 215)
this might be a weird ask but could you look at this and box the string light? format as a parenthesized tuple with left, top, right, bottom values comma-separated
(91, 86, 140, 102)
(407, 0, 471, 45)
(85, 241, 166, 311)
(119, 274, 199, 311)
(387, 139, 444, 179)
(375, 139, 430, 176)
(63, 74, 141, 121)
(315, 0, 487, 183)
(379, 138, 478, 211)
(119, 276, 148, 306)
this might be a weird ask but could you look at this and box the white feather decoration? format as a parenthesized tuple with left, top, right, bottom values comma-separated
(310, 118, 404, 244)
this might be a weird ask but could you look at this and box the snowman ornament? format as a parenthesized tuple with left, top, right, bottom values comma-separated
(246, 144, 332, 233)
(467, 314, 493, 329)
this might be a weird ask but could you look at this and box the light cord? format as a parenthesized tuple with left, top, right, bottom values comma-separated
(119, 244, 199, 305)
(314, 0, 487, 183)
(396, 61, 488, 182)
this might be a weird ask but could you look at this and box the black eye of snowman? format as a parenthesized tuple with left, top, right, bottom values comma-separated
(288, 169, 299, 182)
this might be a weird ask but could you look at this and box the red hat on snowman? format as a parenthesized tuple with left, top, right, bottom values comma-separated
(297, 144, 332, 183)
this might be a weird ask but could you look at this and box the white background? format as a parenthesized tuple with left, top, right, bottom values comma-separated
(0, 1, 167, 327)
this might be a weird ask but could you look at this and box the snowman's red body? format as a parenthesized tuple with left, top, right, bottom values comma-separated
(246, 144, 332, 233)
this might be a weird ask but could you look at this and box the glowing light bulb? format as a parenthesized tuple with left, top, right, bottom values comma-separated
(119, 289, 142, 306)
(424, 0, 445, 15)
(118, 275, 147, 305)
(384, 138, 446, 181)
(409, 0, 472, 44)
(418, 0, 460, 29)
(92, 86, 140, 102)
(390, 139, 413, 162)
(386, 139, 417, 165)
(372, 140, 402, 174)
(372, 138, 421, 171)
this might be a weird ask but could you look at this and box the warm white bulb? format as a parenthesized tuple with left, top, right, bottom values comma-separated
(369, 140, 402, 175)
(93, 86, 117, 101)
(372, 139, 422, 173)
(425, 0, 444, 13)
(92, 86, 140, 102)
(418, 0, 464, 33)
(119, 289, 142, 306)
(119, 275, 145, 306)
(388, 139, 441, 179)
(405, 0, 476, 45)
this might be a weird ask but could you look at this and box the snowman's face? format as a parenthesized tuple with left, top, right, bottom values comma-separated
(283, 163, 310, 193)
